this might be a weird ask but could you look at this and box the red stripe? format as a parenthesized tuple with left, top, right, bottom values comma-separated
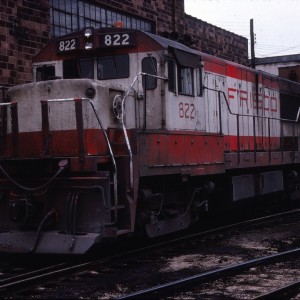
(5, 129, 109, 158)
(203, 57, 279, 88)
(224, 135, 281, 151)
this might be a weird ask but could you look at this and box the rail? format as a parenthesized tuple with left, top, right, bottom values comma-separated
(117, 247, 300, 299)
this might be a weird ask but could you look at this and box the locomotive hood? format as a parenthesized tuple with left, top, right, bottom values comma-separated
(8, 78, 102, 101)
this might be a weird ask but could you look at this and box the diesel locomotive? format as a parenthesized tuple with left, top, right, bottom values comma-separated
(0, 26, 300, 253)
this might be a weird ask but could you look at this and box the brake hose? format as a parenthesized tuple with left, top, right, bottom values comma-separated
(0, 159, 68, 192)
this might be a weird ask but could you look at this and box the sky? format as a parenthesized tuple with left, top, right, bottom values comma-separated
(184, 0, 300, 58)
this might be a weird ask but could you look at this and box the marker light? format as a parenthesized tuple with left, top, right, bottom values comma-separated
(84, 28, 93, 38)
(85, 42, 93, 50)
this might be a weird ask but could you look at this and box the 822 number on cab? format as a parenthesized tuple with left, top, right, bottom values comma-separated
(99, 32, 135, 48)
(56, 38, 79, 53)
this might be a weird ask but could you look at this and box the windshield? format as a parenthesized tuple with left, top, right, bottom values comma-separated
(63, 58, 94, 79)
(97, 55, 129, 80)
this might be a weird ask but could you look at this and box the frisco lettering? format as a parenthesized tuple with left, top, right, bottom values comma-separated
(228, 87, 277, 112)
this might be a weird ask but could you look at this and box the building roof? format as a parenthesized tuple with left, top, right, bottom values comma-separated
(256, 54, 300, 65)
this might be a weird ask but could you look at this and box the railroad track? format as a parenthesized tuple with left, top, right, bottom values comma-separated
(0, 261, 73, 295)
(2, 207, 300, 299)
(117, 248, 300, 299)
(254, 280, 300, 299)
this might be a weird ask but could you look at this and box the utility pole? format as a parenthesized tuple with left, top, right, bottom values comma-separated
(250, 19, 255, 69)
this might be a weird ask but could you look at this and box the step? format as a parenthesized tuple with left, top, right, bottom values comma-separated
(116, 229, 131, 235)
(111, 205, 126, 210)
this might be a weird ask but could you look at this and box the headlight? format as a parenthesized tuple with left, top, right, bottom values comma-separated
(85, 87, 96, 99)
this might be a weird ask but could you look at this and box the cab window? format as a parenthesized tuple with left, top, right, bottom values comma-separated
(36, 65, 55, 81)
(97, 55, 129, 80)
(196, 67, 203, 97)
(167, 58, 176, 92)
(63, 58, 94, 79)
(171, 48, 201, 96)
(178, 66, 194, 95)
(142, 56, 157, 90)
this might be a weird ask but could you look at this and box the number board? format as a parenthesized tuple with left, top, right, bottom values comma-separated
(99, 32, 135, 48)
(56, 38, 79, 53)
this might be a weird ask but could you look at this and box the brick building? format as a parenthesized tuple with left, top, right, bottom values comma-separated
(0, 0, 248, 86)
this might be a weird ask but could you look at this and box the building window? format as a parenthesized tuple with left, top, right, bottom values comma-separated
(289, 70, 298, 81)
(50, 0, 154, 37)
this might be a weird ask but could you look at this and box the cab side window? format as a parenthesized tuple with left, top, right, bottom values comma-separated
(168, 58, 176, 92)
(178, 66, 193, 96)
(196, 67, 203, 97)
(36, 65, 55, 81)
(171, 48, 201, 96)
(142, 56, 157, 90)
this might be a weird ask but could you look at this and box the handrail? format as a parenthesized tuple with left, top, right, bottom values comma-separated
(118, 72, 167, 190)
(205, 86, 299, 161)
(0, 101, 16, 106)
(204, 86, 300, 123)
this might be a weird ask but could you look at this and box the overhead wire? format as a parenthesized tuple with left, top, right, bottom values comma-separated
(203, 19, 300, 58)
